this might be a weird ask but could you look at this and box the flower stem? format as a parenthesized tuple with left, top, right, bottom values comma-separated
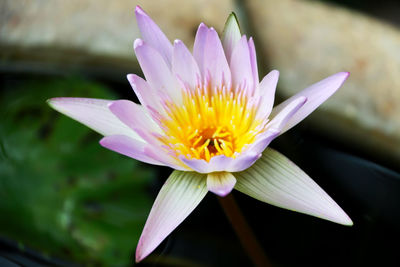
(218, 194, 272, 267)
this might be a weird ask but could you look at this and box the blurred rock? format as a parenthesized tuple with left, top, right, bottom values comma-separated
(0, 0, 235, 78)
(246, 0, 400, 167)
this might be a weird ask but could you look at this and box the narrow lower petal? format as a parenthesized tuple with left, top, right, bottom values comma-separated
(222, 13, 241, 62)
(255, 70, 279, 119)
(230, 35, 254, 94)
(135, 6, 173, 68)
(134, 39, 181, 104)
(136, 171, 208, 262)
(172, 40, 201, 90)
(207, 172, 236, 197)
(47, 98, 142, 141)
(100, 135, 164, 166)
(272, 72, 349, 134)
(235, 148, 353, 225)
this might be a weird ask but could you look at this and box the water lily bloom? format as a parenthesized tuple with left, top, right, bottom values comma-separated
(48, 6, 352, 262)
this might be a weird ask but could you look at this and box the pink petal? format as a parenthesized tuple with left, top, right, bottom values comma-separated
(230, 35, 254, 94)
(243, 129, 280, 157)
(108, 100, 161, 134)
(143, 145, 189, 171)
(225, 152, 262, 172)
(47, 97, 141, 140)
(136, 170, 207, 262)
(135, 6, 173, 68)
(272, 72, 349, 134)
(235, 148, 353, 226)
(248, 38, 259, 87)
(172, 40, 201, 90)
(127, 74, 164, 114)
(134, 39, 181, 104)
(194, 26, 231, 88)
(179, 155, 233, 173)
(255, 70, 280, 119)
(207, 172, 237, 197)
(99, 135, 164, 166)
(267, 96, 307, 131)
(221, 13, 241, 62)
(193, 23, 209, 79)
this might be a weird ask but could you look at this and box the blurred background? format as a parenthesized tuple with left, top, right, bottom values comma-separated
(1, 0, 400, 266)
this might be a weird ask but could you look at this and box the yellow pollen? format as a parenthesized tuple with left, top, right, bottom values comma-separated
(158, 83, 264, 162)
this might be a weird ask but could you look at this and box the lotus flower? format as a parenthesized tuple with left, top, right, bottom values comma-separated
(48, 6, 352, 262)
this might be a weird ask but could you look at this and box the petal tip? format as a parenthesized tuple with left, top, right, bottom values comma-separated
(338, 212, 353, 226)
(134, 38, 144, 50)
(173, 39, 182, 45)
(135, 5, 146, 16)
(126, 73, 135, 82)
(46, 98, 55, 107)
(213, 189, 231, 197)
(198, 22, 208, 31)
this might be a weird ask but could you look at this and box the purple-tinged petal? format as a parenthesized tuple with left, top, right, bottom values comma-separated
(127, 74, 164, 114)
(108, 100, 161, 134)
(267, 96, 307, 131)
(204, 28, 231, 88)
(193, 23, 209, 78)
(242, 129, 280, 158)
(272, 72, 349, 135)
(207, 172, 236, 197)
(226, 153, 262, 172)
(222, 13, 241, 62)
(134, 39, 181, 104)
(179, 155, 233, 173)
(255, 70, 279, 119)
(100, 135, 164, 166)
(143, 146, 189, 171)
(195, 27, 231, 88)
(235, 148, 353, 226)
(135, 6, 173, 68)
(136, 170, 207, 262)
(248, 38, 259, 87)
(230, 35, 254, 94)
(172, 40, 201, 90)
(47, 97, 141, 140)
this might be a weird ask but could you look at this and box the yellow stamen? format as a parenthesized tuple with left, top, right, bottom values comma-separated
(158, 83, 265, 162)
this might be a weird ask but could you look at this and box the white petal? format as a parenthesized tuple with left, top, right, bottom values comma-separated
(47, 97, 142, 141)
(235, 148, 353, 225)
(136, 171, 207, 262)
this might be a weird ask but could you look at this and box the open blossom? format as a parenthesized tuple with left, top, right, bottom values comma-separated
(48, 6, 352, 262)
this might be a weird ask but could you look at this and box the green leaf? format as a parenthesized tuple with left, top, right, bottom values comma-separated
(0, 76, 157, 266)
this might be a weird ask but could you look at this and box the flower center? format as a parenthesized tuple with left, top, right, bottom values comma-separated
(156, 83, 265, 162)
(187, 126, 234, 161)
